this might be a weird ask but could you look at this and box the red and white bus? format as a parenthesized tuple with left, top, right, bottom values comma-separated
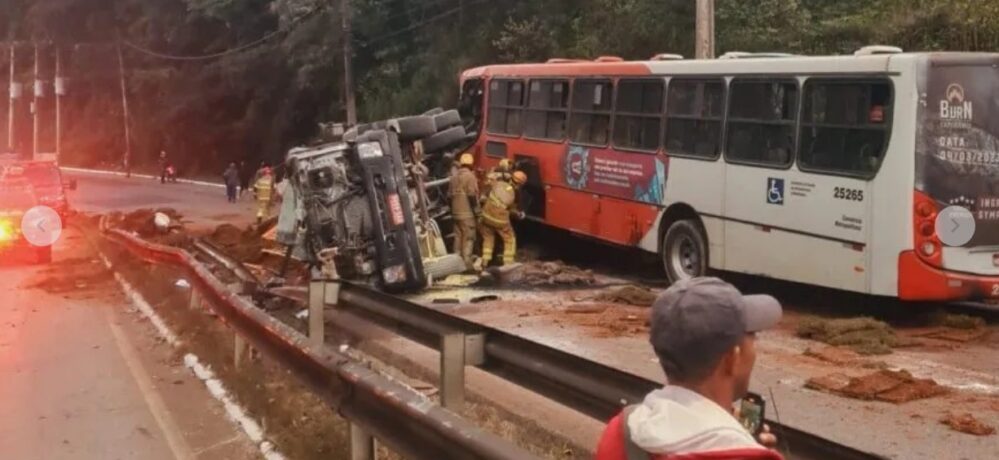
(457, 47, 999, 301)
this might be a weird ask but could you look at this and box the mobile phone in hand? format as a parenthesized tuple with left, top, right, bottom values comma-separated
(739, 393, 766, 437)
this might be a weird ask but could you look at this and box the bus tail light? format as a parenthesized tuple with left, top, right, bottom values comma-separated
(913, 190, 943, 266)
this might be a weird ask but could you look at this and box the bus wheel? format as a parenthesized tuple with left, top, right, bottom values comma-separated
(662, 219, 707, 284)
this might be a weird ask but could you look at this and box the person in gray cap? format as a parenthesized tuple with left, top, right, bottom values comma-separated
(595, 277, 784, 460)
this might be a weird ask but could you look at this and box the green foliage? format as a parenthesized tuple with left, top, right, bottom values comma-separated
(7, 0, 999, 172)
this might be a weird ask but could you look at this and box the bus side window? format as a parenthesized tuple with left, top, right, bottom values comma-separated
(725, 79, 798, 167)
(664, 79, 724, 159)
(614, 79, 664, 152)
(487, 79, 526, 136)
(570, 80, 614, 145)
(524, 79, 570, 141)
(798, 80, 892, 177)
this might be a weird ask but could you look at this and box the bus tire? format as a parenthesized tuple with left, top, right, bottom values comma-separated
(661, 219, 708, 284)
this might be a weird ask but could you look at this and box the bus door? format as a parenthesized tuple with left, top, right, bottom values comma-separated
(722, 79, 880, 292)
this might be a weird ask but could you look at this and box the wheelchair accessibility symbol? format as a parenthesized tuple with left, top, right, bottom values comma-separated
(767, 178, 785, 205)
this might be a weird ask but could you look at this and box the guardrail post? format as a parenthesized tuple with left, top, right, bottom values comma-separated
(188, 288, 201, 310)
(440, 332, 466, 410)
(234, 333, 249, 368)
(349, 423, 374, 460)
(308, 280, 325, 347)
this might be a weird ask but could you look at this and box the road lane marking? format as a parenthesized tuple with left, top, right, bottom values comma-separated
(105, 306, 194, 460)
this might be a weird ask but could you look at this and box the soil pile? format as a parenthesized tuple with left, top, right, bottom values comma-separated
(592, 285, 658, 307)
(797, 317, 899, 355)
(208, 223, 262, 262)
(497, 261, 595, 287)
(806, 369, 948, 403)
(940, 413, 996, 436)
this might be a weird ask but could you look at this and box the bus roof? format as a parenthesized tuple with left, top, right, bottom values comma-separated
(461, 51, 999, 79)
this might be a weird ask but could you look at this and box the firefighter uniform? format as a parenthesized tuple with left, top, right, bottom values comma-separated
(485, 159, 512, 187)
(478, 172, 525, 266)
(450, 154, 480, 268)
(254, 169, 275, 223)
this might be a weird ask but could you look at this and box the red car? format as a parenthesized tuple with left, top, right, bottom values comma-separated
(0, 178, 51, 264)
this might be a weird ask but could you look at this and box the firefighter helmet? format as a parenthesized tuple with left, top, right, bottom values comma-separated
(512, 170, 527, 185)
(459, 153, 474, 166)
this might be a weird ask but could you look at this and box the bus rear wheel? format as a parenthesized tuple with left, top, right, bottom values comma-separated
(662, 219, 708, 284)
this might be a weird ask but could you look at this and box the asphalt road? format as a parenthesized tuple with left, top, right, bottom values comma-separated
(0, 172, 260, 459)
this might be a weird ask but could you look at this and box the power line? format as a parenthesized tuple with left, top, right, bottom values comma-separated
(359, 0, 487, 48)
(122, 7, 325, 61)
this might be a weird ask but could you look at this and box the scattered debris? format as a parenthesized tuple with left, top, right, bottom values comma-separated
(592, 285, 658, 307)
(294, 309, 308, 320)
(806, 369, 948, 403)
(796, 317, 899, 355)
(470, 295, 499, 304)
(940, 412, 996, 436)
(436, 274, 481, 287)
(175, 279, 191, 289)
(153, 212, 171, 232)
(909, 327, 991, 343)
(566, 304, 609, 314)
(113, 208, 185, 237)
(803, 346, 888, 369)
(208, 224, 263, 262)
(487, 261, 596, 287)
(933, 312, 987, 330)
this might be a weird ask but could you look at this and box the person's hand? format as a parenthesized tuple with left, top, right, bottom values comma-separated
(757, 424, 778, 450)
(515, 211, 526, 220)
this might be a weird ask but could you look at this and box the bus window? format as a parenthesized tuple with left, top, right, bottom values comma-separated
(487, 79, 525, 136)
(725, 80, 798, 167)
(664, 79, 724, 159)
(524, 79, 570, 141)
(459, 78, 485, 134)
(613, 79, 664, 152)
(569, 80, 613, 145)
(798, 80, 892, 177)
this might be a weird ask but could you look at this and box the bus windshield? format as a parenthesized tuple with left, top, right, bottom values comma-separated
(918, 57, 999, 246)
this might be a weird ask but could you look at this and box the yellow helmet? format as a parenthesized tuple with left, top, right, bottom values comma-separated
(497, 159, 511, 170)
(512, 170, 527, 185)
(459, 153, 474, 166)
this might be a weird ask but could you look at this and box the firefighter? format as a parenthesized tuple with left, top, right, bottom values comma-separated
(478, 170, 527, 267)
(254, 166, 275, 224)
(450, 153, 480, 270)
(485, 159, 512, 187)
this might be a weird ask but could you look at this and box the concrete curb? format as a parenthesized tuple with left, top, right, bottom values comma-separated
(62, 167, 226, 189)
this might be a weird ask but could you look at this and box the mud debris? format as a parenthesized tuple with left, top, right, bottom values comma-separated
(114, 208, 184, 237)
(803, 346, 888, 369)
(796, 317, 899, 355)
(940, 412, 996, 436)
(208, 224, 263, 262)
(489, 261, 595, 287)
(591, 285, 658, 307)
(933, 313, 987, 330)
(806, 369, 948, 404)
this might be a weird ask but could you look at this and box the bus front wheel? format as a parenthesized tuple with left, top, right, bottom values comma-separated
(662, 219, 708, 284)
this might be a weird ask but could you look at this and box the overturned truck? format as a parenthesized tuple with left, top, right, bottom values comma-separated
(276, 108, 472, 291)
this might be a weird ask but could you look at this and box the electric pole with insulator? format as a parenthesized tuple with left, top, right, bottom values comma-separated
(695, 0, 715, 59)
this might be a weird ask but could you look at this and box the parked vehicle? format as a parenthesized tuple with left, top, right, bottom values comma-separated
(16, 161, 76, 220)
(0, 178, 51, 264)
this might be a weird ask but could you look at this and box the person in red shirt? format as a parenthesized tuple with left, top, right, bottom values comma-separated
(595, 277, 785, 460)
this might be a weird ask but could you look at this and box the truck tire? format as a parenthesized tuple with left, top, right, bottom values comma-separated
(432, 110, 462, 131)
(343, 127, 359, 142)
(423, 107, 444, 116)
(422, 126, 466, 153)
(661, 219, 708, 284)
(389, 116, 437, 141)
(423, 253, 467, 281)
(372, 120, 389, 130)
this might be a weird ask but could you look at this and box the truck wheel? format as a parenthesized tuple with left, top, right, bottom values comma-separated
(422, 107, 444, 116)
(390, 116, 437, 141)
(422, 126, 467, 153)
(432, 110, 462, 131)
(35, 246, 52, 264)
(661, 219, 708, 284)
(423, 254, 467, 281)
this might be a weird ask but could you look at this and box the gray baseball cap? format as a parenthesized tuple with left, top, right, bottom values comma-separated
(650, 277, 782, 381)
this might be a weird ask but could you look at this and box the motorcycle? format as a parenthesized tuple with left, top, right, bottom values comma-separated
(164, 165, 178, 183)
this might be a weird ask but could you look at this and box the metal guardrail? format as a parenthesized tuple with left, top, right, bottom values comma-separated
(103, 228, 537, 460)
(330, 283, 886, 460)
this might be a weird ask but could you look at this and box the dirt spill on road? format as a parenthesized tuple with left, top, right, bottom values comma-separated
(207, 224, 263, 262)
(796, 317, 902, 355)
(490, 261, 596, 287)
(591, 285, 657, 307)
(24, 256, 115, 297)
(940, 412, 996, 436)
(806, 369, 949, 403)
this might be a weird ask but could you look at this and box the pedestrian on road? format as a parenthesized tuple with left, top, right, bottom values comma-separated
(594, 277, 784, 460)
(477, 170, 526, 267)
(158, 150, 168, 184)
(238, 161, 251, 199)
(223, 162, 240, 203)
(450, 153, 480, 271)
(253, 165, 275, 224)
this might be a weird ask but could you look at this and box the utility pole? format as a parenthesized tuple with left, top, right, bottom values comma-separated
(54, 46, 63, 161)
(6, 43, 15, 153)
(695, 0, 715, 59)
(31, 43, 39, 158)
(341, 0, 357, 126)
(116, 39, 132, 177)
